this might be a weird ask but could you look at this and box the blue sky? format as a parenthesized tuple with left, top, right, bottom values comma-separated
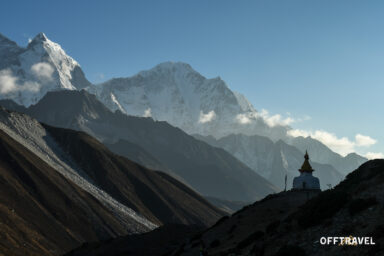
(1, 0, 384, 158)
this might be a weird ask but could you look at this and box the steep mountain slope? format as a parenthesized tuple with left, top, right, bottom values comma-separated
(21, 90, 277, 202)
(103, 139, 168, 171)
(0, 108, 226, 255)
(0, 123, 135, 256)
(88, 61, 287, 140)
(43, 124, 225, 227)
(0, 107, 155, 233)
(194, 133, 344, 190)
(170, 159, 384, 256)
(0, 107, 223, 227)
(0, 33, 24, 69)
(288, 136, 367, 175)
(0, 33, 91, 106)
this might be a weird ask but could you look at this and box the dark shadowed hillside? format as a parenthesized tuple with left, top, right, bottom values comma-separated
(43, 124, 225, 227)
(105, 139, 169, 171)
(0, 129, 129, 256)
(174, 160, 384, 255)
(65, 224, 202, 256)
(0, 108, 225, 255)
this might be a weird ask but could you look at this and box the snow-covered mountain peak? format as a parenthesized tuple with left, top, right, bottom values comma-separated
(138, 61, 203, 82)
(0, 33, 90, 106)
(31, 32, 48, 42)
(27, 32, 79, 66)
(89, 62, 287, 139)
(153, 61, 194, 71)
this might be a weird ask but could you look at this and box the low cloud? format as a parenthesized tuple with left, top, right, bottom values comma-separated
(235, 113, 252, 124)
(0, 69, 41, 94)
(235, 109, 298, 127)
(365, 152, 384, 160)
(199, 110, 216, 123)
(31, 62, 54, 81)
(259, 109, 295, 127)
(143, 108, 152, 118)
(287, 129, 378, 157)
(355, 134, 376, 147)
(0, 62, 54, 95)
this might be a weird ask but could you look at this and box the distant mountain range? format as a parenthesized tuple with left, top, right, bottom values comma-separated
(0, 31, 368, 193)
(3, 90, 277, 202)
(0, 32, 367, 175)
(286, 135, 367, 175)
(193, 133, 345, 190)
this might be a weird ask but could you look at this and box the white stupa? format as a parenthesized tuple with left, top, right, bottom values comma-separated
(292, 151, 320, 190)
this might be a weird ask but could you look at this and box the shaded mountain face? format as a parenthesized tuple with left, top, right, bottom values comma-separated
(160, 159, 384, 256)
(287, 136, 367, 175)
(0, 107, 155, 234)
(43, 124, 225, 227)
(0, 121, 134, 256)
(0, 33, 91, 106)
(194, 133, 344, 190)
(105, 139, 169, 171)
(14, 90, 277, 202)
(87, 61, 288, 140)
(0, 108, 225, 255)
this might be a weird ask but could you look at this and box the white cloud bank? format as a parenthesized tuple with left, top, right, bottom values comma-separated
(199, 110, 216, 123)
(235, 113, 252, 124)
(287, 129, 381, 157)
(31, 62, 54, 81)
(365, 152, 384, 160)
(259, 109, 295, 127)
(0, 62, 54, 95)
(0, 69, 41, 94)
(235, 109, 301, 127)
(355, 134, 377, 147)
